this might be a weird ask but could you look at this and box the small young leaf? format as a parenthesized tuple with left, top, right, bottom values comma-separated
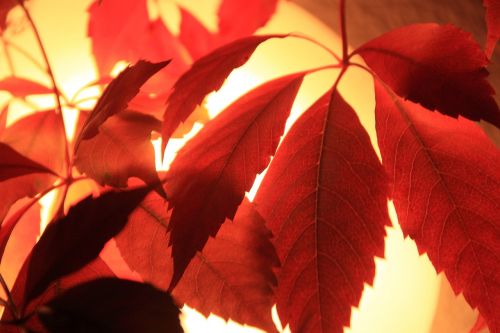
(74, 111, 161, 188)
(375, 82, 500, 333)
(37, 278, 184, 333)
(254, 91, 390, 333)
(218, 0, 278, 40)
(0, 77, 52, 97)
(484, 0, 500, 57)
(355, 23, 500, 128)
(165, 73, 304, 289)
(0, 143, 57, 181)
(161, 34, 286, 149)
(12, 187, 150, 306)
(75, 60, 169, 147)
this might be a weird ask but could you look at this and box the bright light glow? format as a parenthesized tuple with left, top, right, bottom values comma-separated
(0, 0, 447, 332)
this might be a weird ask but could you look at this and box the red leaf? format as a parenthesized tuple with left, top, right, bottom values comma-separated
(173, 200, 279, 333)
(254, 91, 390, 333)
(355, 23, 500, 128)
(484, 0, 500, 57)
(161, 34, 286, 149)
(37, 278, 184, 333)
(164, 73, 303, 289)
(179, 7, 218, 61)
(0, 143, 57, 181)
(115, 194, 279, 332)
(0, 77, 52, 97)
(11, 187, 150, 307)
(217, 0, 278, 40)
(74, 111, 161, 188)
(375, 82, 500, 333)
(88, 0, 188, 89)
(75, 60, 169, 148)
(0, 104, 7, 135)
(0, 111, 65, 223)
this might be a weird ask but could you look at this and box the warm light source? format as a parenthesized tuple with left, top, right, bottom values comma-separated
(0, 0, 443, 332)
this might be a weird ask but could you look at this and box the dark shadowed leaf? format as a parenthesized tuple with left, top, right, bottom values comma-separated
(484, 0, 500, 57)
(355, 23, 500, 128)
(0, 77, 52, 97)
(375, 82, 500, 333)
(37, 278, 183, 333)
(0, 143, 57, 181)
(254, 91, 390, 333)
(218, 0, 278, 40)
(164, 73, 304, 289)
(11, 187, 150, 306)
(115, 193, 279, 332)
(0, 111, 64, 224)
(75, 60, 169, 148)
(74, 111, 161, 188)
(161, 34, 286, 149)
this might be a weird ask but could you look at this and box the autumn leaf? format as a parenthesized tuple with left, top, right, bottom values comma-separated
(179, 7, 217, 61)
(164, 72, 304, 289)
(74, 111, 161, 188)
(10, 186, 150, 307)
(0, 143, 57, 181)
(0, 77, 52, 97)
(116, 195, 279, 332)
(88, 0, 188, 89)
(218, 0, 278, 40)
(355, 23, 500, 128)
(484, 0, 500, 57)
(37, 278, 184, 333)
(173, 199, 279, 333)
(375, 82, 500, 333)
(0, 111, 65, 223)
(0, 105, 7, 135)
(74, 60, 169, 148)
(254, 91, 390, 333)
(161, 34, 286, 149)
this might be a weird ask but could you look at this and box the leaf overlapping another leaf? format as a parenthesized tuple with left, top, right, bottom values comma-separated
(254, 91, 390, 333)
(164, 72, 304, 289)
(161, 34, 286, 150)
(355, 23, 500, 128)
(375, 82, 500, 333)
(115, 196, 279, 332)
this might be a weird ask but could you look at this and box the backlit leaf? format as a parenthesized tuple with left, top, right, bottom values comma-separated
(355, 23, 500, 128)
(254, 91, 390, 333)
(0, 143, 56, 182)
(375, 82, 500, 333)
(75, 111, 161, 188)
(164, 73, 303, 289)
(75, 60, 169, 148)
(0, 77, 52, 97)
(161, 34, 286, 149)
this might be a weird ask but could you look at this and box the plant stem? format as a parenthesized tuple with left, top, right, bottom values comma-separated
(0, 273, 18, 319)
(16, 0, 72, 175)
(289, 33, 342, 63)
(339, 0, 348, 65)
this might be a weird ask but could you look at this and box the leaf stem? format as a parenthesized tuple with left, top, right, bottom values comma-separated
(289, 33, 342, 63)
(16, 0, 72, 175)
(339, 0, 348, 65)
(0, 272, 18, 319)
